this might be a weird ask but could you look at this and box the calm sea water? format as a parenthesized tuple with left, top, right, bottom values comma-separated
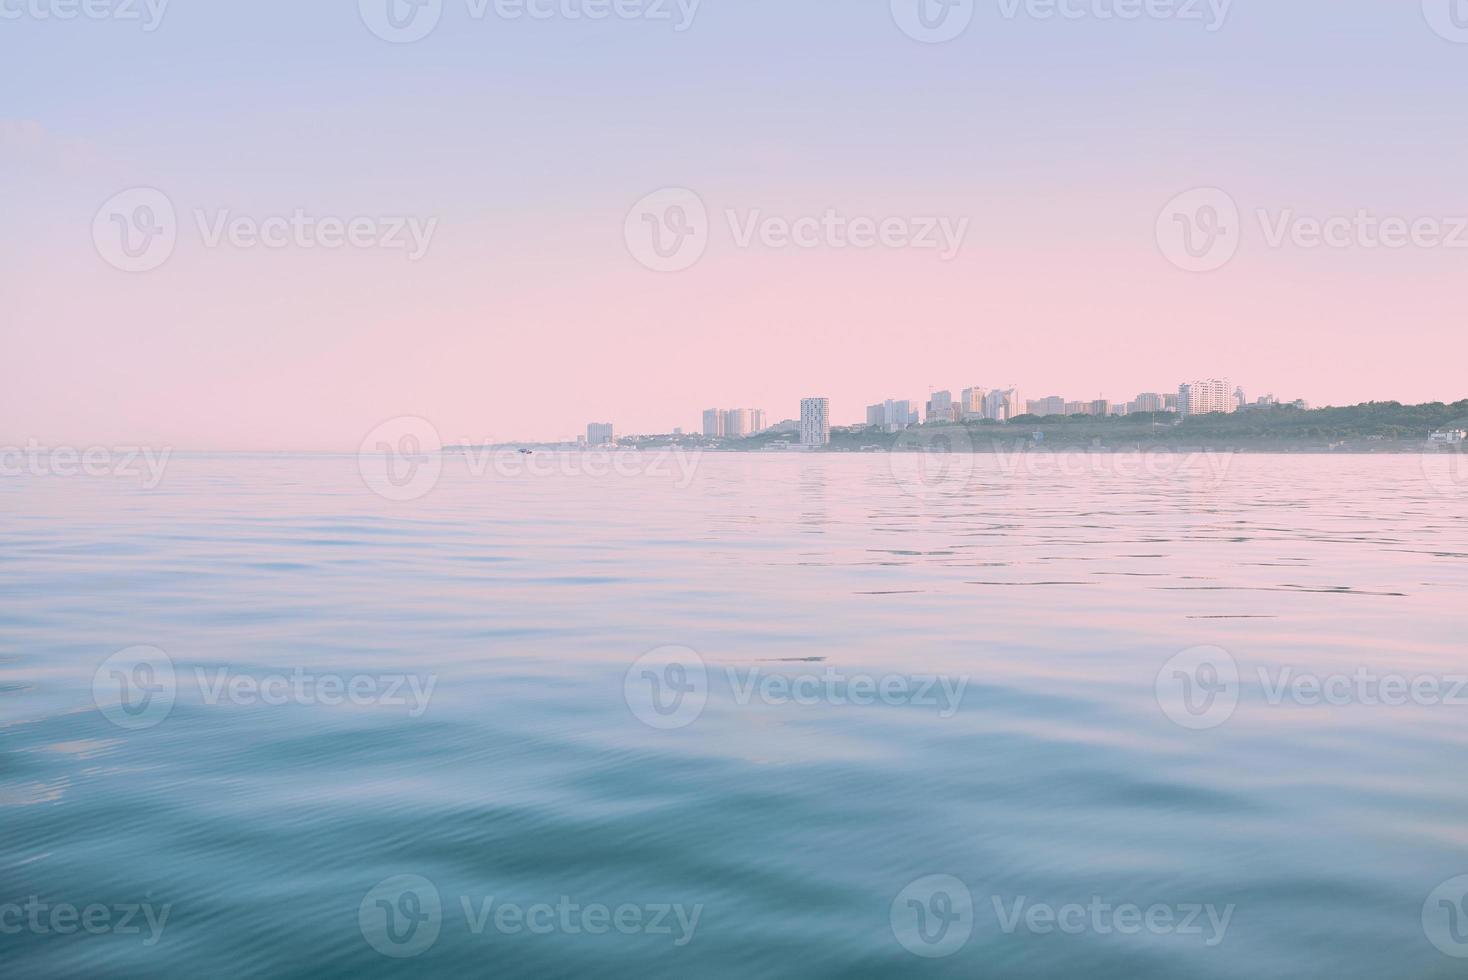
(3, 452, 1466, 978)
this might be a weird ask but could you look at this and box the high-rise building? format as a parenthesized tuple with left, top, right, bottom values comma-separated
(926, 390, 954, 423)
(1065, 401, 1090, 416)
(869, 399, 917, 432)
(1163, 393, 1179, 412)
(985, 388, 1022, 422)
(587, 423, 615, 446)
(723, 408, 751, 439)
(1178, 379, 1236, 417)
(800, 398, 830, 447)
(1090, 399, 1110, 417)
(705, 407, 765, 437)
(961, 387, 988, 420)
(1130, 392, 1166, 414)
(1034, 396, 1067, 417)
(1234, 386, 1248, 411)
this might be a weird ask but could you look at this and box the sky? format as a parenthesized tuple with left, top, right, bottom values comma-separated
(3, 0, 1467, 449)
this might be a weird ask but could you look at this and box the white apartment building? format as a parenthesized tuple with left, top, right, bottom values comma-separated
(1178, 379, 1236, 417)
(800, 398, 830, 446)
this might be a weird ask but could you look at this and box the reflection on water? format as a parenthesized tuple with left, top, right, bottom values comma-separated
(1, 453, 1465, 978)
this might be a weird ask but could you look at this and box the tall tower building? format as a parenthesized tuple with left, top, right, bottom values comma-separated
(926, 390, 954, 423)
(702, 408, 724, 438)
(800, 398, 830, 447)
(961, 387, 988, 420)
(985, 388, 1023, 422)
(723, 408, 751, 439)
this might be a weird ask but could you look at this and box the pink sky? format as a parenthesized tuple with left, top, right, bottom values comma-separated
(5, 3, 1466, 449)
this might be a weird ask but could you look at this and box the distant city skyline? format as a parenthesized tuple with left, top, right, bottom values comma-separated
(479, 376, 1423, 445)
(573, 377, 1309, 444)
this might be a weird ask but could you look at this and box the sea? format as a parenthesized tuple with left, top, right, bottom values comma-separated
(2, 451, 1466, 978)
